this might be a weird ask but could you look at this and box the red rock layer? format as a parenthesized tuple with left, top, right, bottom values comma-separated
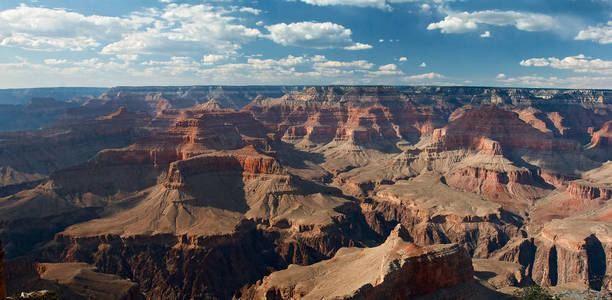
(244, 89, 451, 145)
(567, 181, 612, 202)
(164, 147, 283, 190)
(590, 120, 612, 148)
(447, 167, 550, 209)
(433, 105, 580, 153)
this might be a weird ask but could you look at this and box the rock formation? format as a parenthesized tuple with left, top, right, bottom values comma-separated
(4, 257, 142, 299)
(0, 239, 6, 299)
(240, 225, 474, 300)
(0, 86, 610, 299)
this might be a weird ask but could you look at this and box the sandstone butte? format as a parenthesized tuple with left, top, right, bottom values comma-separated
(0, 86, 610, 299)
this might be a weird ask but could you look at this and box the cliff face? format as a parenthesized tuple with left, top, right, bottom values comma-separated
(0, 86, 611, 299)
(0, 107, 151, 189)
(245, 87, 451, 147)
(241, 225, 474, 300)
(0, 240, 6, 299)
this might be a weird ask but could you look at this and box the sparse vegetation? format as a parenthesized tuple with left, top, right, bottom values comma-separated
(513, 285, 560, 300)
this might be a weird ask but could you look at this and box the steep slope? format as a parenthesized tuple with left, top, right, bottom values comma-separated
(240, 225, 474, 300)
(5, 258, 141, 300)
(0, 107, 151, 189)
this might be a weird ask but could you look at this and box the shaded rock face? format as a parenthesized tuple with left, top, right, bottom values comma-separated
(590, 121, 612, 147)
(240, 225, 474, 300)
(0, 107, 151, 188)
(0, 240, 6, 299)
(4, 257, 142, 300)
(0, 86, 611, 299)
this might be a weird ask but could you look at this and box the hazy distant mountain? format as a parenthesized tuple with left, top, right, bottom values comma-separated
(0, 87, 108, 105)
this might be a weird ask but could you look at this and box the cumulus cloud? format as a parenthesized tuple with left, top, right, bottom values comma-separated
(293, 0, 448, 11)
(202, 54, 227, 64)
(404, 72, 443, 81)
(427, 10, 556, 34)
(296, 0, 391, 10)
(265, 21, 371, 50)
(419, 62, 427, 67)
(0, 4, 151, 51)
(575, 21, 612, 44)
(102, 4, 261, 55)
(399, 57, 407, 62)
(237, 7, 261, 15)
(480, 31, 491, 38)
(520, 54, 612, 75)
(0, 53, 429, 87)
(496, 73, 506, 79)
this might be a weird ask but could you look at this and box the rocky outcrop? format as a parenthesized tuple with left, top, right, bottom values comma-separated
(359, 173, 522, 257)
(0, 107, 151, 188)
(447, 165, 552, 211)
(473, 259, 530, 290)
(0, 240, 6, 299)
(240, 225, 474, 300)
(5, 257, 142, 300)
(531, 220, 612, 291)
(432, 105, 580, 154)
(589, 121, 612, 148)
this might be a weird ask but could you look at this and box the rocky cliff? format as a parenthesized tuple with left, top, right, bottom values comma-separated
(240, 225, 474, 300)
(0, 240, 6, 299)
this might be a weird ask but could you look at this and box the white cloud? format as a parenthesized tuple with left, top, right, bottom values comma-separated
(480, 31, 491, 38)
(296, 0, 391, 10)
(496, 75, 612, 89)
(520, 54, 612, 75)
(0, 53, 449, 87)
(404, 72, 443, 82)
(238, 7, 261, 15)
(43, 58, 67, 65)
(399, 57, 407, 62)
(101, 4, 261, 55)
(496, 73, 506, 79)
(345, 43, 373, 50)
(313, 59, 374, 70)
(0, 34, 99, 51)
(379, 64, 397, 71)
(0, 4, 151, 51)
(367, 63, 403, 76)
(116, 54, 139, 61)
(419, 62, 427, 67)
(292, 0, 448, 11)
(265, 21, 371, 50)
(202, 54, 227, 64)
(575, 21, 612, 44)
(427, 10, 556, 34)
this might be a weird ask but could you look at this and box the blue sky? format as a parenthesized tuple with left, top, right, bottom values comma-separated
(0, 0, 611, 88)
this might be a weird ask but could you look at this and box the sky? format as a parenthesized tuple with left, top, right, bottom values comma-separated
(0, 0, 611, 88)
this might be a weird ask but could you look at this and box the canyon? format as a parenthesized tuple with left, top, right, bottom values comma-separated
(0, 86, 610, 299)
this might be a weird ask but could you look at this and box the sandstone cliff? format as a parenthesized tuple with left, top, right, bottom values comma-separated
(240, 225, 474, 300)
